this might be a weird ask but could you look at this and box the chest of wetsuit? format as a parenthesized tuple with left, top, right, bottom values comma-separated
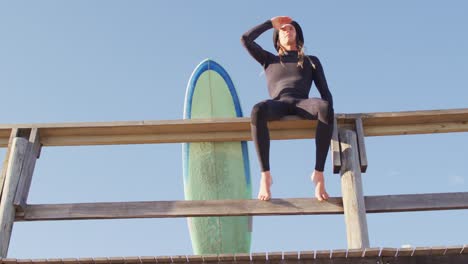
(241, 20, 333, 107)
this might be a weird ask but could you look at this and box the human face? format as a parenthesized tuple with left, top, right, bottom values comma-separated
(278, 24, 297, 48)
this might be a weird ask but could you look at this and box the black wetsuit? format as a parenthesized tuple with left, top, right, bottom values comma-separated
(241, 20, 334, 172)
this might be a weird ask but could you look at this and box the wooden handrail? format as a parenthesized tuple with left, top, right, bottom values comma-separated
(14, 192, 468, 222)
(0, 108, 467, 147)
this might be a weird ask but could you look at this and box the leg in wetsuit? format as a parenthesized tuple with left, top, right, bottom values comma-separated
(250, 96, 334, 172)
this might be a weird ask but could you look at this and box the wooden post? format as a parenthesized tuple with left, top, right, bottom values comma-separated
(339, 128, 370, 249)
(0, 137, 29, 258)
(331, 117, 342, 173)
(354, 118, 368, 173)
(0, 129, 19, 201)
(13, 128, 41, 210)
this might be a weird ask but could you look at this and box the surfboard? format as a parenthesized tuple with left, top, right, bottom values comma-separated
(182, 59, 252, 254)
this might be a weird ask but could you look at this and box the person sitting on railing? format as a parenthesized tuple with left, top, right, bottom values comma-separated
(241, 16, 334, 201)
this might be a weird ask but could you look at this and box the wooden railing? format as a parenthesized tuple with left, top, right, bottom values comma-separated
(1, 108, 467, 259)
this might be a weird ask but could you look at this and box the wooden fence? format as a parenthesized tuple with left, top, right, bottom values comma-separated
(1, 108, 467, 262)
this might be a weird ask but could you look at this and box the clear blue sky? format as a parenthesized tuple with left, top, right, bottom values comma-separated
(1, 0, 467, 259)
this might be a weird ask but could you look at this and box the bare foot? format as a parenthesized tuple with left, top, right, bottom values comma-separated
(258, 171, 272, 201)
(311, 170, 329, 201)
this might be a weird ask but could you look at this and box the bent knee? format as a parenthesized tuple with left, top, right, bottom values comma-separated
(318, 101, 331, 124)
(251, 101, 268, 124)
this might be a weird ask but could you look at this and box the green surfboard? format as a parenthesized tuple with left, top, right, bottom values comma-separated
(182, 59, 252, 254)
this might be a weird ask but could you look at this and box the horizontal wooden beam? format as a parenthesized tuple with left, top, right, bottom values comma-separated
(0, 245, 467, 264)
(1, 108, 467, 147)
(14, 192, 468, 221)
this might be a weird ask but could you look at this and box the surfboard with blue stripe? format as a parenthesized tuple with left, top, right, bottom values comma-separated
(182, 59, 252, 254)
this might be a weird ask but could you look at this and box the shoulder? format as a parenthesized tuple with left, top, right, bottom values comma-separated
(305, 55, 321, 70)
(306, 55, 322, 64)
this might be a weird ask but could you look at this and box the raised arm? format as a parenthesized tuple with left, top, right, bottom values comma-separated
(240, 20, 275, 66)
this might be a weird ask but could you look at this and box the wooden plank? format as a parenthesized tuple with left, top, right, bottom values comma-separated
(251, 252, 266, 264)
(362, 248, 380, 257)
(396, 247, 414, 257)
(1, 259, 18, 264)
(354, 118, 367, 173)
(267, 252, 282, 264)
(156, 256, 172, 263)
(75, 258, 95, 264)
(93, 257, 111, 264)
(121, 257, 141, 264)
(365, 192, 468, 213)
(462, 245, 467, 254)
(298, 251, 314, 259)
(234, 253, 251, 262)
(445, 245, 464, 255)
(16, 197, 344, 221)
(28, 260, 48, 264)
(331, 117, 341, 174)
(413, 247, 432, 256)
(15, 191, 468, 221)
(0, 108, 467, 147)
(346, 248, 363, 258)
(142, 256, 158, 263)
(339, 129, 370, 249)
(0, 137, 29, 257)
(13, 128, 41, 210)
(363, 121, 468, 137)
(330, 249, 346, 258)
(359, 108, 468, 126)
(430, 246, 447, 256)
(379, 248, 397, 257)
(171, 255, 188, 263)
(186, 255, 203, 262)
(202, 254, 219, 262)
(314, 250, 330, 259)
(3, 254, 468, 264)
(61, 258, 78, 263)
(283, 252, 298, 260)
(218, 254, 235, 263)
(0, 129, 18, 200)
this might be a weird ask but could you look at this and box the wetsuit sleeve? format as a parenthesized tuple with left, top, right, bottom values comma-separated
(310, 56, 334, 108)
(241, 20, 275, 67)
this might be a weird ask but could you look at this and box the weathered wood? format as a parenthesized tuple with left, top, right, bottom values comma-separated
(298, 251, 314, 259)
(218, 254, 235, 261)
(14, 192, 468, 221)
(330, 249, 346, 258)
(314, 249, 330, 259)
(430, 246, 447, 256)
(380, 247, 397, 257)
(396, 247, 414, 257)
(339, 129, 370, 249)
(362, 248, 380, 257)
(1, 251, 468, 264)
(233, 253, 251, 262)
(0, 108, 467, 147)
(0, 137, 29, 258)
(462, 245, 467, 254)
(0, 129, 18, 200)
(331, 117, 341, 174)
(15, 197, 344, 221)
(445, 245, 464, 255)
(346, 248, 363, 258)
(267, 251, 283, 262)
(186, 255, 203, 262)
(171, 255, 189, 263)
(364, 192, 468, 213)
(13, 128, 41, 210)
(251, 252, 266, 264)
(354, 118, 367, 173)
